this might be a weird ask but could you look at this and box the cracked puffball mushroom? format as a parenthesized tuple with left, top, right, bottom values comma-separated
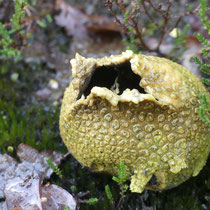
(59, 50, 210, 193)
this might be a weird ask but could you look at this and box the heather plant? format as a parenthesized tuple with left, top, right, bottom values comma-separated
(0, 0, 28, 61)
(193, 0, 210, 86)
(0, 0, 52, 73)
(199, 94, 210, 125)
(192, 0, 210, 125)
(105, 162, 130, 210)
(46, 157, 63, 179)
(104, 0, 199, 56)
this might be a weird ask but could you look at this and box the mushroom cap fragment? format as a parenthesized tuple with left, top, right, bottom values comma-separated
(60, 50, 210, 193)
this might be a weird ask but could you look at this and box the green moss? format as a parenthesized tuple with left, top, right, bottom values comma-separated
(0, 60, 65, 153)
(0, 97, 65, 152)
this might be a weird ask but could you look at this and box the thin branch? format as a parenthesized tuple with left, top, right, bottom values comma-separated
(132, 22, 151, 50)
(146, 0, 164, 17)
(141, 0, 159, 27)
(3, 8, 52, 28)
(116, 196, 125, 210)
(104, 0, 205, 57)
(169, 5, 201, 33)
(157, 0, 171, 50)
(77, 191, 90, 198)
(111, 0, 152, 50)
(104, 0, 128, 34)
(113, 0, 126, 13)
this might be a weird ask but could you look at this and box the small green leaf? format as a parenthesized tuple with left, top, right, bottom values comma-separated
(71, 185, 76, 192)
(38, 20, 47, 28)
(28, 33, 33, 39)
(128, 27, 133, 32)
(201, 48, 210, 58)
(112, 176, 120, 183)
(46, 157, 63, 178)
(105, 185, 113, 202)
(197, 33, 210, 47)
(124, 11, 129, 24)
(64, 206, 70, 210)
(199, 94, 210, 125)
(185, 4, 192, 12)
(200, 66, 210, 75)
(87, 198, 98, 205)
(46, 14, 53, 23)
(201, 77, 210, 86)
(31, 0, 36, 6)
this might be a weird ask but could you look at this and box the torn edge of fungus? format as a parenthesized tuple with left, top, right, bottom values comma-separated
(71, 51, 163, 108)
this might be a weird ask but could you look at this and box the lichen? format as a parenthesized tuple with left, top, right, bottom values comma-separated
(60, 50, 210, 193)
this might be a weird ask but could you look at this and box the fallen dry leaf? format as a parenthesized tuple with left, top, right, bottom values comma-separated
(55, 0, 89, 39)
(4, 172, 43, 210)
(0, 144, 65, 199)
(0, 144, 76, 209)
(4, 172, 76, 210)
(54, 0, 121, 40)
(0, 202, 6, 210)
(0, 154, 17, 199)
(42, 183, 76, 209)
(17, 144, 64, 179)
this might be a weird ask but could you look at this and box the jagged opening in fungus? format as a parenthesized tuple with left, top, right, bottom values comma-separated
(82, 61, 146, 98)
(147, 175, 158, 186)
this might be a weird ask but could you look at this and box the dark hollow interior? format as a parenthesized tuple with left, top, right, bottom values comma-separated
(83, 61, 146, 97)
(147, 174, 158, 186)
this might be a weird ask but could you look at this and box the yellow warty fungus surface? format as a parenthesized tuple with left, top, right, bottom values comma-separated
(60, 51, 210, 193)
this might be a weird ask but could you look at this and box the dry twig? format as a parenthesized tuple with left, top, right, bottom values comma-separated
(104, 0, 203, 56)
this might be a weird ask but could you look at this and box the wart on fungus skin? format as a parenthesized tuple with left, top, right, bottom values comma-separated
(59, 50, 210, 193)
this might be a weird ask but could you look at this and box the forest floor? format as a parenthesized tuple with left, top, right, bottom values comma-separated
(0, 0, 209, 209)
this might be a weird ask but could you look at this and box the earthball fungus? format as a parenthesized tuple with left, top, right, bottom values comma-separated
(59, 50, 210, 193)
